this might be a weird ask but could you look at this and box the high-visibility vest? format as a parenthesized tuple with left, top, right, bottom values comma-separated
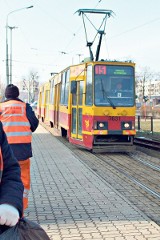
(0, 147, 3, 183)
(0, 101, 32, 144)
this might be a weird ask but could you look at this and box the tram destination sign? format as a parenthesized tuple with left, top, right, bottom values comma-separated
(95, 65, 133, 76)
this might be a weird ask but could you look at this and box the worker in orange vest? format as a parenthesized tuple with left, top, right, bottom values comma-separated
(0, 84, 39, 211)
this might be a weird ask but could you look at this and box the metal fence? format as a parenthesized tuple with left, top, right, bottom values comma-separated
(135, 116, 160, 137)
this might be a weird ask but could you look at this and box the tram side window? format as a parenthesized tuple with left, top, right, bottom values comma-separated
(46, 90, 50, 104)
(60, 70, 69, 105)
(64, 70, 69, 105)
(50, 80, 54, 104)
(72, 93, 76, 106)
(60, 73, 65, 104)
(85, 65, 93, 105)
(79, 81, 83, 106)
(41, 92, 44, 105)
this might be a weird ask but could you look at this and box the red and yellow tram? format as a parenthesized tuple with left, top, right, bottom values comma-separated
(37, 8, 136, 152)
(37, 60, 136, 152)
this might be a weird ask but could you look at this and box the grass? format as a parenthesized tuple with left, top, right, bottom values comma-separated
(135, 117, 160, 140)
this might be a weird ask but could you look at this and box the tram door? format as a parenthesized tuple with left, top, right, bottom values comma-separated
(54, 84, 60, 128)
(71, 81, 84, 139)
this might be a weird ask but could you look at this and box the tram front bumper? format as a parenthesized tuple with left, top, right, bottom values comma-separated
(92, 144, 136, 153)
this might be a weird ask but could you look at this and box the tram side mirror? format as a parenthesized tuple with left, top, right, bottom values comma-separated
(71, 81, 77, 94)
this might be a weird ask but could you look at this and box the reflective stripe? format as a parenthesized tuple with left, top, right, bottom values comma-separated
(4, 113, 23, 116)
(23, 193, 29, 198)
(23, 189, 29, 198)
(2, 103, 24, 107)
(0, 101, 32, 144)
(2, 103, 25, 117)
(2, 122, 30, 127)
(6, 132, 32, 137)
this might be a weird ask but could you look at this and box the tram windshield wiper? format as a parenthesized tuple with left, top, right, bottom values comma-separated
(100, 79, 116, 109)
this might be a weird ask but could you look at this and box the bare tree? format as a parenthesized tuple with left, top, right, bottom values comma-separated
(28, 71, 39, 103)
(22, 70, 39, 103)
(135, 66, 154, 102)
(136, 67, 160, 117)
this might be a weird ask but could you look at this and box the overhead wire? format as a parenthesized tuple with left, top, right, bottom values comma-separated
(4, 0, 160, 77)
(57, 0, 103, 57)
(2, 0, 103, 72)
(11, 59, 63, 67)
(109, 17, 160, 39)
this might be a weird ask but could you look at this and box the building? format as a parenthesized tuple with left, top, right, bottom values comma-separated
(136, 79, 160, 105)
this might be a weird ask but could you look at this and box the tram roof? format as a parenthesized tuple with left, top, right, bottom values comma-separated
(76, 9, 114, 16)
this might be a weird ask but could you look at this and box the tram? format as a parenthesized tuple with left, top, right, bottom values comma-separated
(37, 9, 136, 152)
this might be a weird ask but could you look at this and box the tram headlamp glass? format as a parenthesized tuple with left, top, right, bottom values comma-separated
(99, 122, 104, 128)
(124, 123, 130, 128)
(94, 121, 108, 130)
(121, 121, 132, 130)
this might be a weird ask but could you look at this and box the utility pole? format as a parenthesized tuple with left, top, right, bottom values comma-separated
(6, 6, 34, 86)
(9, 26, 17, 84)
(6, 21, 9, 85)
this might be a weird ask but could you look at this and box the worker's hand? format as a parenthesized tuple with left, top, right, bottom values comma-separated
(0, 204, 19, 226)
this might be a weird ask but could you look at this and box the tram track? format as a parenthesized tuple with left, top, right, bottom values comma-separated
(134, 137, 160, 151)
(65, 148, 160, 225)
(69, 149, 160, 225)
(76, 150, 160, 225)
(40, 122, 160, 225)
(128, 152, 160, 172)
(94, 153, 160, 200)
(98, 154, 160, 203)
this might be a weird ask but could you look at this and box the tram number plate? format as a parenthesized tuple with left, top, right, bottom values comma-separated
(109, 116, 120, 121)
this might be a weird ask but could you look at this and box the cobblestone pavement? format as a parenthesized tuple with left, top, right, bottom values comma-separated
(25, 125, 160, 240)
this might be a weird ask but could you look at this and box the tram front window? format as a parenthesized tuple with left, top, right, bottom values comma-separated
(94, 65, 134, 107)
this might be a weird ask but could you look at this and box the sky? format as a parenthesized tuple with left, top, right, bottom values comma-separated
(0, 0, 160, 86)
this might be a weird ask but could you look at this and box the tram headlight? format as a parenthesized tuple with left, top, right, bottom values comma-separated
(121, 121, 132, 130)
(94, 121, 108, 130)
(99, 122, 104, 128)
(124, 123, 130, 128)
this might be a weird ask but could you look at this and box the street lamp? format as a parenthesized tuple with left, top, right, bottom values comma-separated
(6, 5, 34, 86)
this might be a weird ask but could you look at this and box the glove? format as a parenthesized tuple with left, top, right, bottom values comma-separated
(0, 204, 19, 226)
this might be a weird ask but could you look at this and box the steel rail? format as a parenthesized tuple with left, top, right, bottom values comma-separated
(95, 154, 160, 200)
(134, 137, 160, 151)
(128, 153, 160, 172)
